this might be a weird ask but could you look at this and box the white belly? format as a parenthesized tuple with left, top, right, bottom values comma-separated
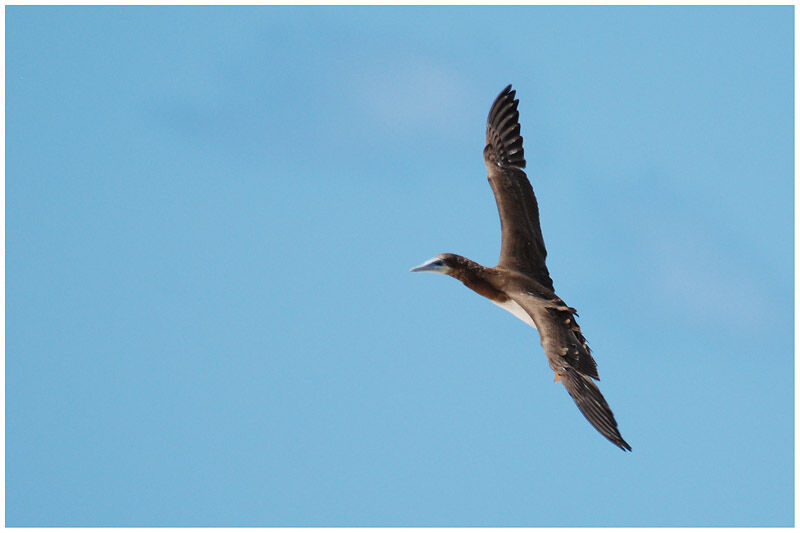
(491, 298, 537, 329)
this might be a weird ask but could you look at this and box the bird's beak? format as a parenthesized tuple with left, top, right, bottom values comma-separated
(410, 257, 444, 273)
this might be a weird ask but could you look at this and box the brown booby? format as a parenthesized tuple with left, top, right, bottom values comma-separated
(411, 85, 630, 451)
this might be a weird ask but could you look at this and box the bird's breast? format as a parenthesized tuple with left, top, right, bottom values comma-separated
(490, 298, 537, 329)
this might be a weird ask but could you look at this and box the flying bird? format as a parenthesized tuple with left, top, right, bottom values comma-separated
(411, 85, 630, 451)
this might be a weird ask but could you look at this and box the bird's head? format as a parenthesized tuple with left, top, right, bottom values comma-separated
(409, 253, 458, 276)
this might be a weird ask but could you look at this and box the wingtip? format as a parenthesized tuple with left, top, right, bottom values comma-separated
(493, 84, 514, 107)
(559, 368, 631, 453)
(485, 85, 526, 170)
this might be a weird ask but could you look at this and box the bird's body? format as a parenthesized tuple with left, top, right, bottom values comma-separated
(411, 85, 630, 451)
(490, 294, 537, 329)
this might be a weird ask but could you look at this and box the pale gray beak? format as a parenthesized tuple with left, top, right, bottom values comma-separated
(410, 257, 445, 273)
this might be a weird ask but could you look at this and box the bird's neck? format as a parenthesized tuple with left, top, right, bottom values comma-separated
(448, 256, 506, 302)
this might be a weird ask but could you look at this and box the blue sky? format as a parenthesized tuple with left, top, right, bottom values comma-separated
(6, 5, 793, 526)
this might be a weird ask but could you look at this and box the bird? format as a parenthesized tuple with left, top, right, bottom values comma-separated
(410, 85, 630, 451)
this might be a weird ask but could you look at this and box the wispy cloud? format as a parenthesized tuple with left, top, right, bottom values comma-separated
(349, 56, 475, 136)
(644, 220, 789, 344)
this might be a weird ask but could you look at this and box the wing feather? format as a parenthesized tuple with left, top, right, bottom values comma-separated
(514, 297, 631, 451)
(483, 85, 553, 290)
(559, 368, 631, 451)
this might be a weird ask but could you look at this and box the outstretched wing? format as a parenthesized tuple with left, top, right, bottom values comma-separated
(514, 296, 631, 451)
(483, 85, 553, 291)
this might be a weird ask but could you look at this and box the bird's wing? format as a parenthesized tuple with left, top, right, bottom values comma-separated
(484, 85, 553, 291)
(513, 295, 631, 451)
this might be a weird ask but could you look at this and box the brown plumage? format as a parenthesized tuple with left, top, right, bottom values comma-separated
(411, 85, 630, 451)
